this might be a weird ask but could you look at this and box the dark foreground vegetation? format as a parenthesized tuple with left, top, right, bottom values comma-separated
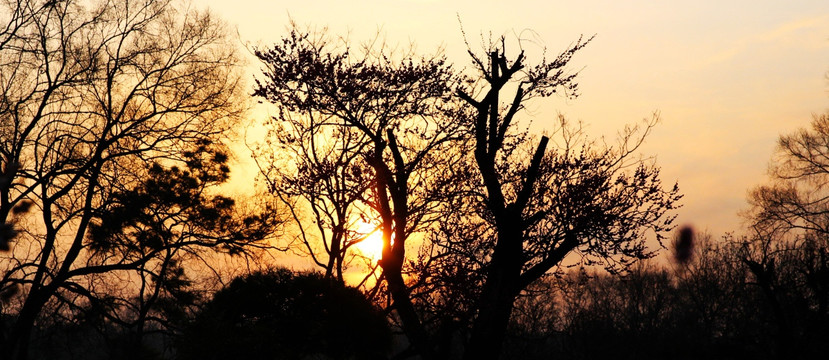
(6, 232, 829, 360)
(507, 233, 829, 360)
(0, 0, 827, 359)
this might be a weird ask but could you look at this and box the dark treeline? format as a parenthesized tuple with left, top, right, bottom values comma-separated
(1, 0, 827, 359)
(506, 232, 829, 360)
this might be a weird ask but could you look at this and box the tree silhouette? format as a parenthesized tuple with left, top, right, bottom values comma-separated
(0, 1, 277, 358)
(255, 28, 681, 359)
(498, 228, 829, 360)
(450, 41, 680, 359)
(251, 26, 377, 281)
(253, 26, 467, 358)
(743, 112, 829, 358)
(70, 141, 278, 356)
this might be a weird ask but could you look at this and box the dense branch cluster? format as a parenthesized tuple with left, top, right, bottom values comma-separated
(250, 26, 681, 360)
(0, 1, 278, 358)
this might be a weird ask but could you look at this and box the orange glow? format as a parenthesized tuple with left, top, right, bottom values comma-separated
(355, 223, 385, 261)
(214, 0, 829, 240)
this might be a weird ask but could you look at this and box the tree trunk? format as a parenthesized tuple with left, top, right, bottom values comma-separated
(386, 268, 437, 360)
(6, 287, 51, 360)
(463, 224, 523, 360)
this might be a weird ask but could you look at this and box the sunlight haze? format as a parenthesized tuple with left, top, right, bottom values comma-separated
(205, 0, 829, 238)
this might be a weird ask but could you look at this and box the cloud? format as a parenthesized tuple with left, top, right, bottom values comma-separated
(758, 14, 829, 44)
(698, 13, 829, 68)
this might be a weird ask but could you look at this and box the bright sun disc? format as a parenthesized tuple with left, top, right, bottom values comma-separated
(355, 223, 384, 260)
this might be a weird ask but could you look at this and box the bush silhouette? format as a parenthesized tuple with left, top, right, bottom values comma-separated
(177, 268, 390, 360)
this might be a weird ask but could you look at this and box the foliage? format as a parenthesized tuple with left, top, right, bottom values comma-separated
(0, 1, 277, 358)
(88, 141, 274, 257)
(177, 268, 391, 360)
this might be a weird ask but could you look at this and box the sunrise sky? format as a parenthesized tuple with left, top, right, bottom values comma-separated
(202, 0, 829, 239)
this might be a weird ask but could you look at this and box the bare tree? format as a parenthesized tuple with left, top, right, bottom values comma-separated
(453, 41, 681, 359)
(748, 112, 829, 235)
(253, 26, 469, 358)
(743, 112, 829, 358)
(252, 50, 376, 281)
(0, 1, 276, 358)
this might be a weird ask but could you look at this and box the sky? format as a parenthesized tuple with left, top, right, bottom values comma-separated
(201, 0, 829, 239)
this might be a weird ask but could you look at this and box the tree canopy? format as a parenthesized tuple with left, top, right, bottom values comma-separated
(252, 27, 682, 360)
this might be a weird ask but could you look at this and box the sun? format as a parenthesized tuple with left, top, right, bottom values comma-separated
(354, 223, 385, 260)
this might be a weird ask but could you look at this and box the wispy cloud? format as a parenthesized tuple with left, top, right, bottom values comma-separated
(699, 14, 829, 68)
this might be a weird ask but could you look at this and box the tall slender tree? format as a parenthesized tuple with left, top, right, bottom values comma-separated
(252, 73, 376, 282)
(253, 26, 468, 358)
(0, 1, 277, 358)
(447, 41, 681, 359)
